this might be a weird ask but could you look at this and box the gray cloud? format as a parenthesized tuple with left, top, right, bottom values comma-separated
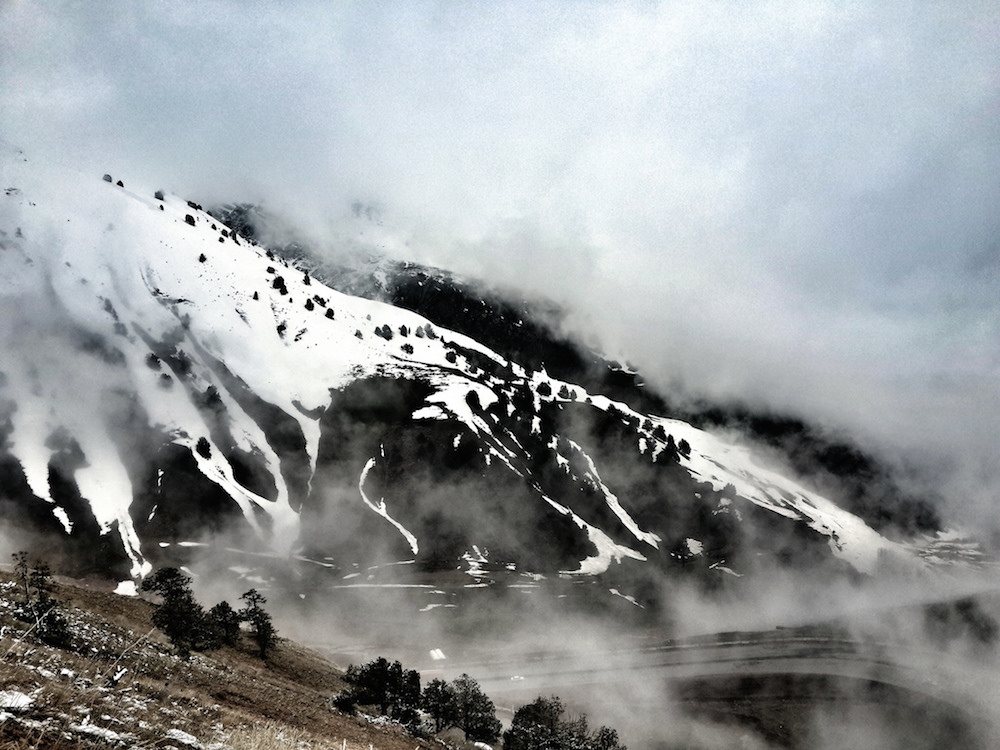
(3, 0, 998, 522)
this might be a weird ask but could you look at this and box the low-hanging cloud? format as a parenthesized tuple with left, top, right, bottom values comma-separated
(2, 0, 998, 523)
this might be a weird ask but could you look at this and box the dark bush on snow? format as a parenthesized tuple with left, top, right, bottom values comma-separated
(678, 438, 692, 457)
(196, 436, 211, 458)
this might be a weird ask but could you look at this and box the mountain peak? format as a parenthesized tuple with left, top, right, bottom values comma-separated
(0, 151, 982, 592)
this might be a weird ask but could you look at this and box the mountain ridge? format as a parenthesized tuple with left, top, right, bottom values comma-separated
(0, 147, 981, 598)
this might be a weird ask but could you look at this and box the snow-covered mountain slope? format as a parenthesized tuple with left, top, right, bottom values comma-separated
(0, 146, 978, 586)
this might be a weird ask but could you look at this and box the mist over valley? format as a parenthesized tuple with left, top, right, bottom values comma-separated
(2, 3, 998, 747)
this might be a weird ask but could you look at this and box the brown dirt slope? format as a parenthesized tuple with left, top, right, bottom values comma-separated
(0, 570, 441, 749)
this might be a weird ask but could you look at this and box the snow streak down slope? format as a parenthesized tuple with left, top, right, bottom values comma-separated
(0, 148, 949, 581)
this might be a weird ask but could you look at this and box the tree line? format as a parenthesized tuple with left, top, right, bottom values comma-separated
(140, 567, 275, 659)
(336, 655, 625, 749)
(5, 554, 274, 662)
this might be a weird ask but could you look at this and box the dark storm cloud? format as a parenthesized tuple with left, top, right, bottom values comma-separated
(3, 1, 998, 520)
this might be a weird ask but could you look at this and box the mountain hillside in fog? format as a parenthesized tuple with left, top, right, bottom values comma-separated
(0, 147, 983, 602)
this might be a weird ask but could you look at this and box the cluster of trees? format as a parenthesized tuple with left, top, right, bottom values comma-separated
(504, 696, 626, 750)
(10, 552, 71, 647)
(422, 673, 501, 743)
(4, 554, 275, 662)
(334, 659, 500, 742)
(140, 567, 275, 659)
(335, 658, 624, 749)
(334, 657, 422, 725)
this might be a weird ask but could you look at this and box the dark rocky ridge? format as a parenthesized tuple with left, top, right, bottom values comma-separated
(209, 202, 941, 538)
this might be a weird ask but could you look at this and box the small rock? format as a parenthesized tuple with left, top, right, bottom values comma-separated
(0, 691, 33, 712)
(165, 727, 202, 747)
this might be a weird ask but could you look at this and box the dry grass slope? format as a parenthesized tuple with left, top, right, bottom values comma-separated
(0, 571, 441, 750)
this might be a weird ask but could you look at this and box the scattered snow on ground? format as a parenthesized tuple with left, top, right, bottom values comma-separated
(358, 457, 418, 554)
(0, 144, 959, 583)
(609, 588, 644, 608)
(0, 691, 33, 711)
(685, 538, 704, 556)
(709, 561, 744, 578)
(165, 727, 202, 747)
(113, 580, 138, 597)
(70, 722, 127, 742)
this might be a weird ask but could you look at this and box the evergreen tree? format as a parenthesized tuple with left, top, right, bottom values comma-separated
(504, 696, 566, 750)
(589, 725, 626, 750)
(12, 552, 39, 630)
(678, 437, 692, 458)
(240, 589, 276, 659)
(207, 601, 242, 647)
(503, 695, 626, 750)
(141, 567, 207, 657)
(344, 657, 421, 725)
(421, 678, 457, 733)
(451, 673, 501, 742)
(11, 552, 70, 647)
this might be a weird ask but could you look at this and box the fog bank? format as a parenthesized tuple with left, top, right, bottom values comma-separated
(3, 1, 998, 521)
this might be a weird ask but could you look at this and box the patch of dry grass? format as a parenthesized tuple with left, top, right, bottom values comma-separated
(0, 571, 440, 750)
(224, 722, 320, 749)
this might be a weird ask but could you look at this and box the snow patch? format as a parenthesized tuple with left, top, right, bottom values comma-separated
(113, 580, 138, 597)
(165, 728, 202, 747)
(0, 691, 33, 712)
(359, 457, 418, 554)
(685, 538, 704, 556)
(609, 588, 644, 608)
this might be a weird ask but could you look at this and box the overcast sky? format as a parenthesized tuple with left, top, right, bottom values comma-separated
(3, 1, 998, 522)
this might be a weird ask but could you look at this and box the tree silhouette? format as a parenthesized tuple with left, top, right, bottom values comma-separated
(421, 678, 457, 733)
(208, 601, 242, 647)
(141, 567, 206, 657)
(451, 673, 501, 742)
(503, 695, 625, 750)
(240, 589, 276, 659)
(343, 657, 421, 725)
(11, 552, 70, 647)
